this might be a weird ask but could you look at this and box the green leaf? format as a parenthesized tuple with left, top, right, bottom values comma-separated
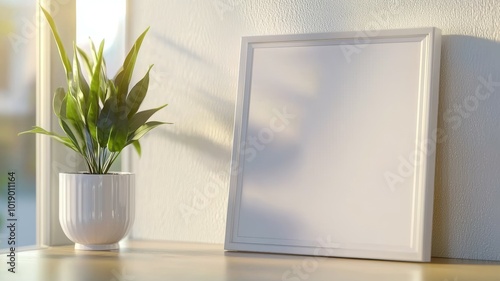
(115, 27, 150, 106)
(59, 92, 68, 118)
(77, 46, 93, 78)
(19, 126, 78, 152)
(102, 79, 116, 104)
(65, 92, 84, 124)
(89, 39, 109, 99)
(87, 40, 104, 143)
(108, 99, 128, 152)
(40, 6, 72, 79)
(55, 92, 84, 151)
(108, 121, 128, 152)
(59, 117, 85, 153)
(99, 60, 108, 94)
(97, 96, 116, 147)
(89, 41, 105, 95)
(89, 39, 100, 63)
(93, 40, 109, 95)
(128, 104, 168, 133)
(87, 99, 100, 145)
(131, 140, 141, 156)
(128, 121, 167, 142)
(126, 65, 153, 118)
(63, 93, 86, 153)
(72, 42, 90, 113)
(53, 87, 66, 118)
(83, 127, 95, 159)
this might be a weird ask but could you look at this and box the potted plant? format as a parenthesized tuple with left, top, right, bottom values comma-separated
(19, 7, 170, 250)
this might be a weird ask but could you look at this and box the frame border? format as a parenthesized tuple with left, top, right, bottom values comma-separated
(224, 27, 442, 262)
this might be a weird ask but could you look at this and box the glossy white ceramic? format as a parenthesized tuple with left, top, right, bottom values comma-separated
(59, 172, 135, 250)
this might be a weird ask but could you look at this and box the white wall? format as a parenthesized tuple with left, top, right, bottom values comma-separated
(127, 0, 500, 261)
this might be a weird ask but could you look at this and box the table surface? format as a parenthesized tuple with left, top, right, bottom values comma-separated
(1, 240, 499, 281)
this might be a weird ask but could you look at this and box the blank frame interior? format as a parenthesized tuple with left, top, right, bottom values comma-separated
(225, 28, 441, 262)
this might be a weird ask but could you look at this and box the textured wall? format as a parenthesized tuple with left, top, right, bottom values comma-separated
(127, 0, 500, 260)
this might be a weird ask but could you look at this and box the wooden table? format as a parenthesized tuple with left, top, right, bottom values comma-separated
(1, 240, 499, 281)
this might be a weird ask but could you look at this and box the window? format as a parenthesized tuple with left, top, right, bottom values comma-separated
(0, 0, 37, 249)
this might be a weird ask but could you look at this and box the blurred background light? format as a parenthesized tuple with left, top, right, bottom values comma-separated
(76, 0, 126, 76)
(0, 0, 37, 249)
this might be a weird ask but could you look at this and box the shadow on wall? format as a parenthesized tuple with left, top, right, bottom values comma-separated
(150, 30, 209, 65)
(157, 127, 230, 168)
(433, 35, 500, 260)
(153, 88, 234, 171)
(147, 27, 500, 260)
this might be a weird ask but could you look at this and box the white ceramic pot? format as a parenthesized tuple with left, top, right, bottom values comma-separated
(59, 172, 135, 250)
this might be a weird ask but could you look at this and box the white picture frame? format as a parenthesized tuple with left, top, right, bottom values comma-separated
(225, 27, 442, 262)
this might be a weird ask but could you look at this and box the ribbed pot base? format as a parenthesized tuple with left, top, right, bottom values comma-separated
(75, 243, 119, 251)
